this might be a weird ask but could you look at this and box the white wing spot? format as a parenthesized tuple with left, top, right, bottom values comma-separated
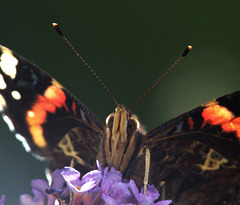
(174, 121, 184, 133)
(2, 114, 15, 131)
(15, 133, 31, 152)
(0, 46, 18, 79)
(0, 74, 6, 89)
(28, 111, 34, 118)
(0, 94, 6, 111)
(11, 90, 21, 100)
(80, 109, 87, 121)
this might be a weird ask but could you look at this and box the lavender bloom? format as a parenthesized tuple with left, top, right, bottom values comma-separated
(20, 169, 69, 205)
(101, 171, 171, 205)
(20, 188, 46, 205)
(61, 167, 102, 193)
(20, 161, 172, 205)
(61, 162, 172, 205)
(0, 195, 5, 205)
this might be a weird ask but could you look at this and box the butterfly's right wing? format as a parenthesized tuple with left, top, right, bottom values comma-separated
(145, 91, 240, 204)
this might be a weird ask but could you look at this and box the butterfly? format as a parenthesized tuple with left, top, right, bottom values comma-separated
(0, 44, 240, 205)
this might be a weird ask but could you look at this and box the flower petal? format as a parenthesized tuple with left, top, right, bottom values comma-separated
(154, 200, 172, 205)
(61, 167, 80, 183)
(82, 170, 102, 187)
(0, 195, 5, 205)
(51, 169, 65, 189)
(102, 168, 122, 194)
(96, 160, 103, 174)
(128, 180, 139, 198)
(31, 179, 49, 193)
(141, 184, 160, 201)
(20, 188, 46, 205)
(109, 183, 132, 203)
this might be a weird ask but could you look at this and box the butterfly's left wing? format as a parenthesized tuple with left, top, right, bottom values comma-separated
(146, 91, 240, 205)
(0, 45, 105, 173)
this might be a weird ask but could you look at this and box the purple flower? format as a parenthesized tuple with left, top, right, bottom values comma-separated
(20, 161, 172, 205)
(20, 169, 69, 205)
(61, 163, 172, 205)
(62, 167, 102, 193)
(0, 195, 6, 205)
(61, 166, 102, 204)
(102, 174, 172, 205)
(20, 188, 46, 205)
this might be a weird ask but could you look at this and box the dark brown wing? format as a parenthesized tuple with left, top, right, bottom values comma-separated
(0, 45, 105, 174)
(146, 91, 240, 204)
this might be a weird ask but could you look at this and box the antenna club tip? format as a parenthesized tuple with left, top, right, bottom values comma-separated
(52, 22, 58, 27)
(52, 22, 64, 37)
(182, 45, 192, 57)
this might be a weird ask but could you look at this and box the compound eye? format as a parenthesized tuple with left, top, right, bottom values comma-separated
(127, 118, 139, 136)
(106, 113, 115, 128)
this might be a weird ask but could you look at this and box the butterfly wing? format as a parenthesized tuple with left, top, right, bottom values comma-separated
(146, 91, 240, 204)
(0, 45, 105, 173)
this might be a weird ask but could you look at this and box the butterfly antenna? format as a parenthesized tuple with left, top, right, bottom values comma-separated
(130, 45, 192, 112)
(52, 23, 118, 106)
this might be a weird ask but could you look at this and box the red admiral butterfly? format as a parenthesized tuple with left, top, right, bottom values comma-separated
(0, 44, 240, 204)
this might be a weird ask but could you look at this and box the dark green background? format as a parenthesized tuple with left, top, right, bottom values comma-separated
(0, 1, 240, 204)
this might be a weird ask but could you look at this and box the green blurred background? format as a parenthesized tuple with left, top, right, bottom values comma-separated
(0, 1, 240, 204)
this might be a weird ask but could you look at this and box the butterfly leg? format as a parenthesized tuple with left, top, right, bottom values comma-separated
(159, 181, 166, 200)
(143, 146, 151, 194)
